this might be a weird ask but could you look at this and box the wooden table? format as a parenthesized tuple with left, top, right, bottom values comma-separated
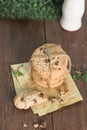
(0, 3, 87, 130)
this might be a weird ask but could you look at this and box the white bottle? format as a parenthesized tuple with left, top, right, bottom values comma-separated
(60, 0, 85, 31)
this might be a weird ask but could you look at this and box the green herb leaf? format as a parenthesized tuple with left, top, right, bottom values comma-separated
(82, 72, 87, 83)
(73, 71, 81, 80)
(12, 70, 24, 76)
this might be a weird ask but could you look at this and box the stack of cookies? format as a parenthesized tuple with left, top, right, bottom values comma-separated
(30, 43, 71, 88)
(13, 43, 72, 110)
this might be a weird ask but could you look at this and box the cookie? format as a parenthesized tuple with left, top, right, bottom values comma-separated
(14, 91, 47, 109)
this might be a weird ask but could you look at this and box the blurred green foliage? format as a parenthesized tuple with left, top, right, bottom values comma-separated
(0, 0, 64, 20)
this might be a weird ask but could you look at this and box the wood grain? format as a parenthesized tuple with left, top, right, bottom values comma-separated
(44, 2, 87, 129)
(0, 19, 52, 130)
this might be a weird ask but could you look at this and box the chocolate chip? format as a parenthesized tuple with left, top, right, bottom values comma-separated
(40, 47, 43, 50)
(39, 93, 44, 97)
(33, 98, 37, 103)
(65, 88, 69, 93)
(55, 61, 59, 65)
(44, 59, 50, 63)
(21, 97, 24, 101)
(40, 77, 43, 80)
(57, 57, 60, 59)
(30, 60, 33, 63)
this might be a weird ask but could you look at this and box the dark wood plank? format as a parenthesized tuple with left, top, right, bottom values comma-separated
(0, 19, 52, 130)
(45, 4, 87, 129)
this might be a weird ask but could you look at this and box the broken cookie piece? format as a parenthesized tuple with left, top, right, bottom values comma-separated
(14, 91, 47, 109)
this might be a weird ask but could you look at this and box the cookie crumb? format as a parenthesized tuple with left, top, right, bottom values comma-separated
(33, 120, 46, 129)
(39, 121, 46, 128)
(48, 96, 56, 103)
(33, 123, 39, 128)
(23, 123, 28, 128)
(59, 90, 65, 97)
(58, 98, 64, 104)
